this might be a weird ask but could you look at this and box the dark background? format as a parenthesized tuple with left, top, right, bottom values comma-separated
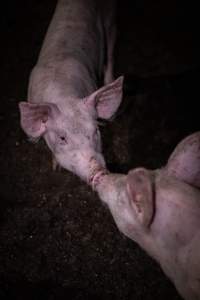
(0, 0, 199, 299)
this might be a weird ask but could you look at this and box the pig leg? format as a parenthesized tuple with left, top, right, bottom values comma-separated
(103, 2, 116, 85)
(104, 26, 116, 85)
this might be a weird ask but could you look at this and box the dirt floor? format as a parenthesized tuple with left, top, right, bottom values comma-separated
(0, 0, 199, 299)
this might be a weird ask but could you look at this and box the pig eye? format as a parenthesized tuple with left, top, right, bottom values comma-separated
(59, 135, 68, 144)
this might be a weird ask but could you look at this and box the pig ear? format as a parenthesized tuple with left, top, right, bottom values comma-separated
(166, 132, 200, 188)
(84, 76, 124, 119)
(19, 102, 59, 139)
(126, 168, 154, 227)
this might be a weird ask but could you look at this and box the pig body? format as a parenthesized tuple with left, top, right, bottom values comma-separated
(96, 132, 200, 300)
(19, 0, 123, 183)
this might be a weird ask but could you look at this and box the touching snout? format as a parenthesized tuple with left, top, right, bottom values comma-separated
(55, 149, 106, 184)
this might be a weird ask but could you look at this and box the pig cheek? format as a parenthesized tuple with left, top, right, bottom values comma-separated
(112, 195, 137, 236)
(55, 152, 77, 174)
(55, 149, 89, 179)
(126, 191, 141, 230)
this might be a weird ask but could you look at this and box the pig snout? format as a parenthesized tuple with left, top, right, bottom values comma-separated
(19, 76, 124, 182)
(54, 149, 106, 184)
(88, 157, 110, 189)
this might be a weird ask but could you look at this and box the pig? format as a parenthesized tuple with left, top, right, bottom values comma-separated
(95, 132, 200, 300)
(19, 0, 123, 183)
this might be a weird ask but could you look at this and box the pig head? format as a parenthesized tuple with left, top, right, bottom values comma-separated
(96, 132, 200, 300)
(19, 77, 123, 182)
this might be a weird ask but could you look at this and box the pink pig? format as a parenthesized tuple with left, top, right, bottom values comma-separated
(96, 132, 200, 300)
(19, 0, 123, 183)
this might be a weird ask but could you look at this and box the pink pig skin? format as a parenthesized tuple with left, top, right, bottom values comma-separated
(96, 132, 200, 300)
(19, 0, 123, 183)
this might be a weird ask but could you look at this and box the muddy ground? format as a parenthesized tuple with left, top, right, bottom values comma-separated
(0, 1, 199, 299)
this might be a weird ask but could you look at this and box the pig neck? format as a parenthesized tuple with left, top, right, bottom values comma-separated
(36, 58, 98, 103)
(145, 172, 200, 274)
(63, 62, 98, 99)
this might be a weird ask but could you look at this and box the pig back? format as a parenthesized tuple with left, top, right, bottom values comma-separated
(37, 0, 105, 86)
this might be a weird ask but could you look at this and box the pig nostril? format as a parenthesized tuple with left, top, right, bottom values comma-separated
(59, 135, 68, 144)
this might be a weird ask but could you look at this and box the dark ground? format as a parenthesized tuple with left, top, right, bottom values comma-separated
(0, 1, 199, 299)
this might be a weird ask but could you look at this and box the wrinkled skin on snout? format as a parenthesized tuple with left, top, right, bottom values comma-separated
(96, 132, 200, 300)
(19, 77, 123, 183)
